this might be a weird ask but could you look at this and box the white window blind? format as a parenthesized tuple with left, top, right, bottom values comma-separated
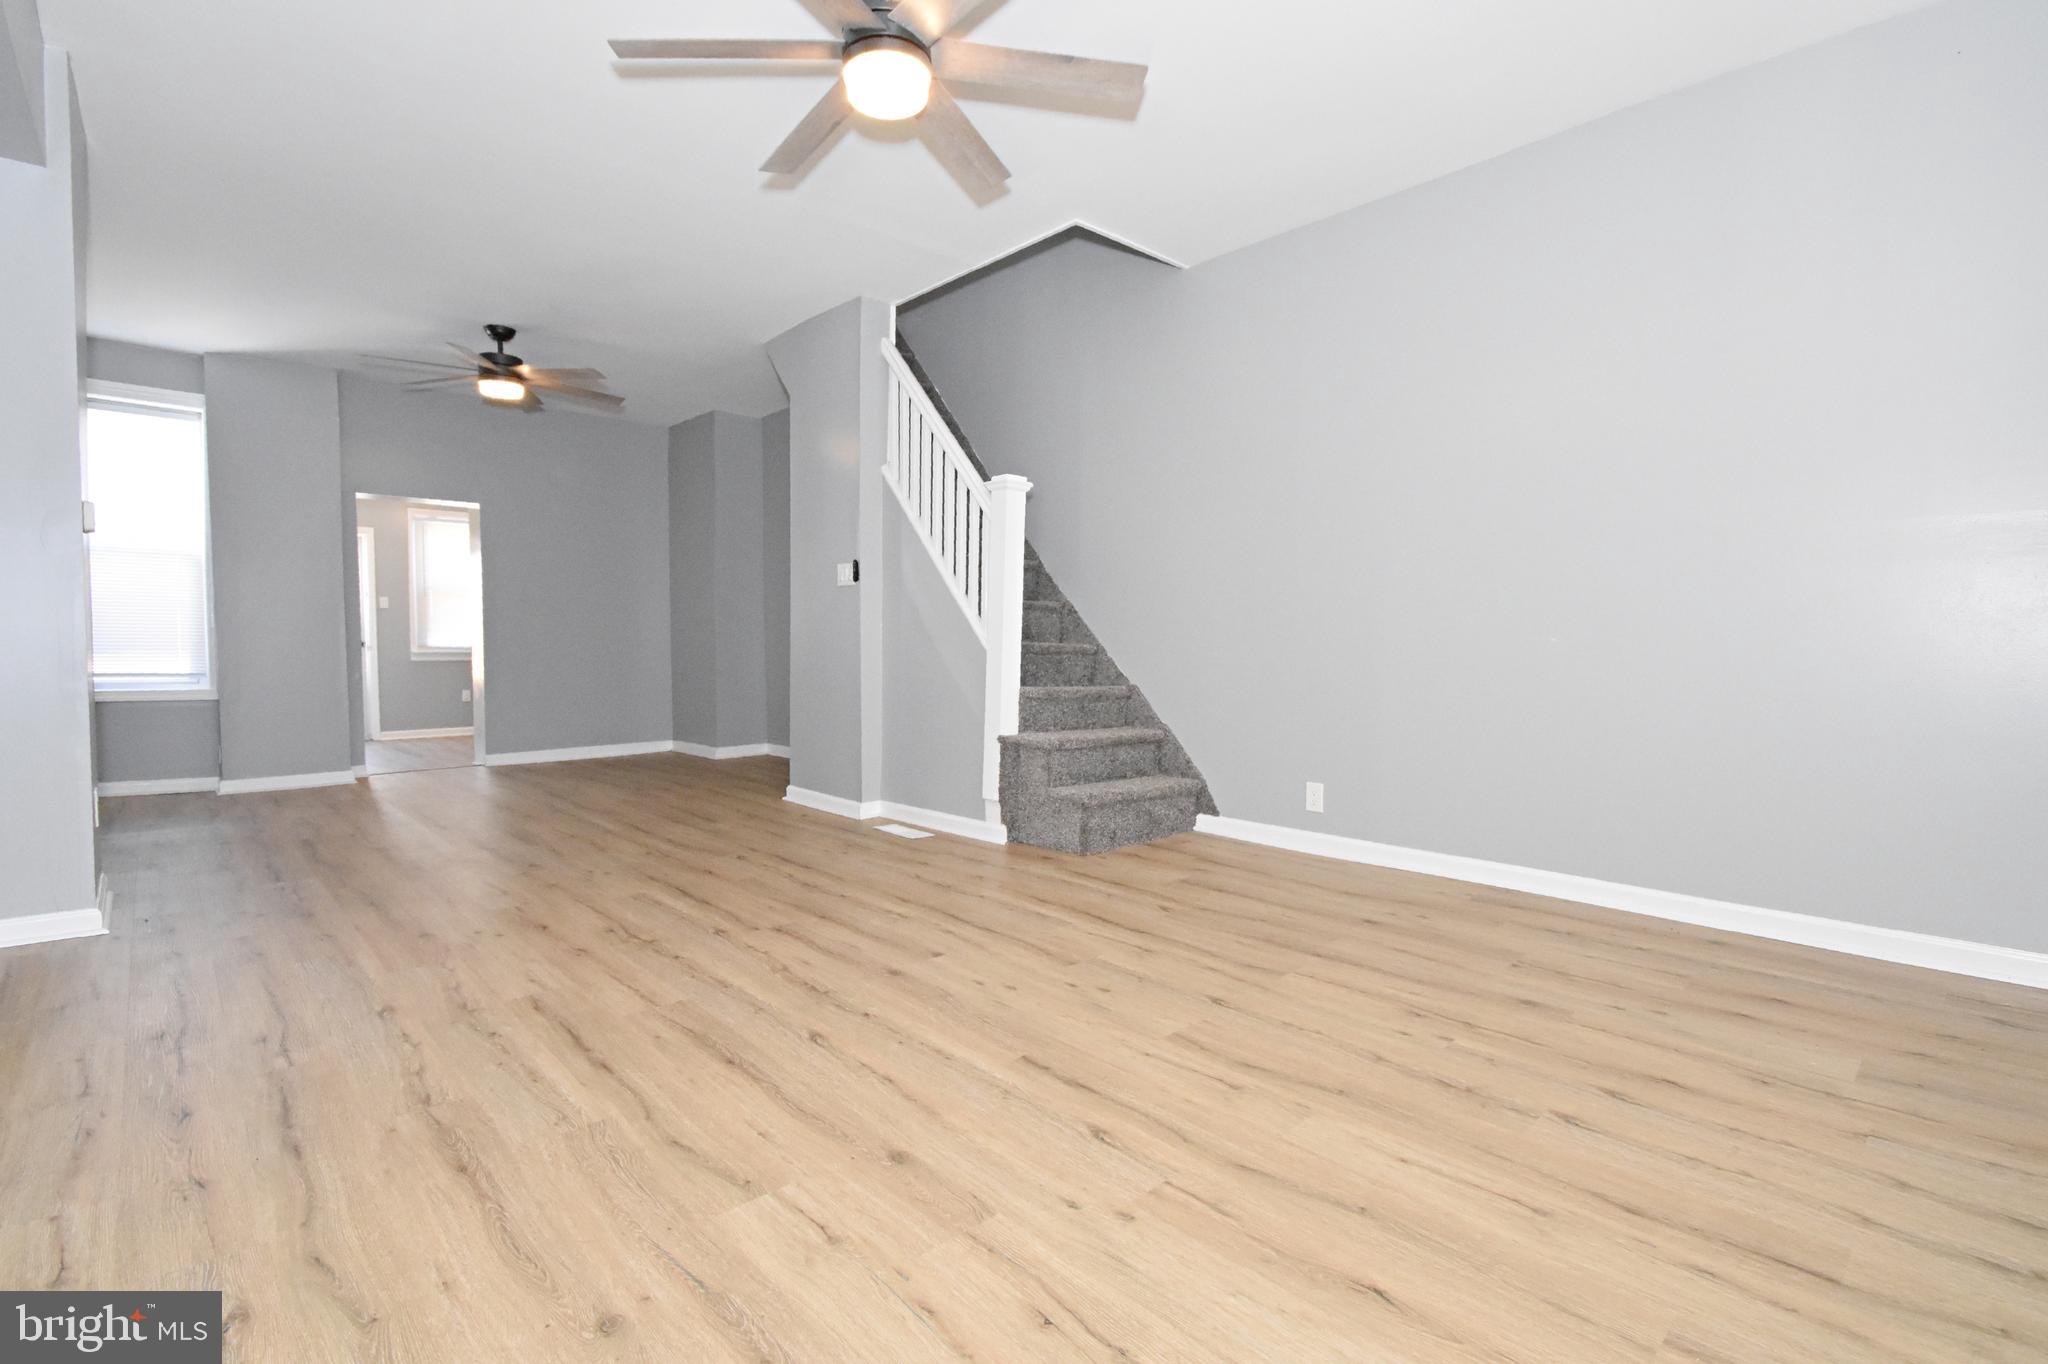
(84, 389, 213, 693)
(409, 508, 478, 656)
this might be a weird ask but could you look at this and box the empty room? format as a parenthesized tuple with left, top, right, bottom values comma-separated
(2, 0, 2044, 1359)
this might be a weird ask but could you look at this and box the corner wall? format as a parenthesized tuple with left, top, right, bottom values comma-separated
(0, 43, 96, 926)
(899, 0, 2048, 952)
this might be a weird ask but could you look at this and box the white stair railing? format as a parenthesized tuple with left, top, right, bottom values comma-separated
(880, 339, 1030, 811)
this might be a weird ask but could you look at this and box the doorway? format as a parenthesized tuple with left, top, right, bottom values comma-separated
(353, 493, 485, 777)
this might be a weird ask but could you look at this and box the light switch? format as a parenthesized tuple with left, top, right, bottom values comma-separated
(835, 562, 859, 588)
(461, 689, 472, 702)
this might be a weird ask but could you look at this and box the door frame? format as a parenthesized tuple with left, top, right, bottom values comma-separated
(356, 526, 382, 741)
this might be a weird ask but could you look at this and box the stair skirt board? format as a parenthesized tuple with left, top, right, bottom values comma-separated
(217, 770, 359, 795)
(482, 741, 675, 768)
(1196, 815, 2048, 991)
(783, 787, 1008, 845)
(674, 742, 793, 760)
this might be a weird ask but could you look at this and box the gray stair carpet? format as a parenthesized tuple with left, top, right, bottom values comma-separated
(1000, 544, 1218, 855)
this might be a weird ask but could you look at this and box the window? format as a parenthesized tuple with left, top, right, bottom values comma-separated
(84, 383, 213, 696)
(408, 507, 478, 658)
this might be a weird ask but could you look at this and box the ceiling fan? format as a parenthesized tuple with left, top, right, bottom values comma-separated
(363, 326, 624, 413)
(609, 0, 1147, 197)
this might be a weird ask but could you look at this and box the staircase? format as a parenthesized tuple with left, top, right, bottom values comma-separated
(882, 334, 1214, 855)
(1000, 545, 1217, 854)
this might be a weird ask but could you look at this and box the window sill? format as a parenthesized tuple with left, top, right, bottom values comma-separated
(94, 688, 218, 703)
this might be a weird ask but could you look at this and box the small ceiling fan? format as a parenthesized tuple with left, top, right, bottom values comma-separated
(609, 0, 1147, 197)
(363, 326, 625, 413)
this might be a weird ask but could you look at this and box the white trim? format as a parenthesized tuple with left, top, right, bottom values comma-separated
(784, 786, 884, 821)
(0, 905, 108, 950)
(217, 770, 359, 795)
(410, 648, 473, 663)
(482, 741, 672, 768)
(674, 741, 792, 760)
(93, 687, 218, 702)
(352, 764, 369, 779)
(99, 776, 219, 797)
(781, 787, 1008, 844)
(86, 378, 204, 413)
(873, 801, 1007, 845)
(1195, 815, 2048, 991)
(374, 726, 474, 740)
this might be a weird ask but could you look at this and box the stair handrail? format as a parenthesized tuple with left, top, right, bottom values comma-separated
(879, 339, 1030, 810)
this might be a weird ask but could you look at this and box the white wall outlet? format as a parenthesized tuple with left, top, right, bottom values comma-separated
(1306, 781, 1324, 813)
(461, 689, 472, 702)
(835, 561, 859, 588)
(378, 595, 390, 609)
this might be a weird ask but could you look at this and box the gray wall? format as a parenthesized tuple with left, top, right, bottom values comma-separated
(206, 354, 354, 782)
(0, 43, 97, 919)
(339, 373, 671, 760)
(0, 0, 43, 166)
(879, 507, 986, 818)
(355, 495, 474, 735)
(670, 409, 795, 751)
(761, 408, 791, 747)
(899, 0, 2048, 951)
(85, 338, 221, 784)
(87, 336, 204, 394)
(767, 300, 893, 803)
(669, 414, 719, 746)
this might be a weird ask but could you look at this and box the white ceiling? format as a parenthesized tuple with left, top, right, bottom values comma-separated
(45, 0, 1931, 426)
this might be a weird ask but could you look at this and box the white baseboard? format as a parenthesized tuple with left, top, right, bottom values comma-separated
(1195, 815, 2048, 991)
(99, 776, 219, 797)
(0, 903, 108, 950)
(785, 786, 883, 820)
(352, 764, 368, 779)
(675, 741, 792, 760)
(373, 726, 473, 740)
(217, 770, 359, 795)
(483, 740, 672, 768)
(782, 786, 1007, 844)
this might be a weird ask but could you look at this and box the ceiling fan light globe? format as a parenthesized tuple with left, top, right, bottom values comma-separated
(477, 376, 528, 404)
(842, 38, 932, 121)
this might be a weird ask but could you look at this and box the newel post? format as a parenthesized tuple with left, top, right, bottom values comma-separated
(982, 474, 1032, 811)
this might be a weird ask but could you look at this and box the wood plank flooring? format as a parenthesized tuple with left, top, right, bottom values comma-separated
(3, 753, 2045, 1362)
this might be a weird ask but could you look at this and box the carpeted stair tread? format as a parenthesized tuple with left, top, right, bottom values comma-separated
(1002, 726, 1166, 751)
(1047, 775, 1205, 808)
(1020, 684, 1132, 700)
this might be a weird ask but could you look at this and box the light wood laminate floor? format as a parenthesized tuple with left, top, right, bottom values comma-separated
(4, 754, 2045, 1362)
(363, 734, 475, 775)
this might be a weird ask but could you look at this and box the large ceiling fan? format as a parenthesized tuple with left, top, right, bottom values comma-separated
(609, 0, 1147, 197)
(364, 326, 624, 414)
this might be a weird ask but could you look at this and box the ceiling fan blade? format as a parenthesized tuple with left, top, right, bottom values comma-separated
(919, 84, 1009, 195)
(812, 0, 882, 34)
(525, 377, 625, 408)
(405, 375, 479, 390)
(363, 354, 470, 373)
(609, 38, 841, 61)
(761, 82, 852, 174)
(888, 0, 990, 43)
(516, 366, 608, 385)
(933, 40, 1147, 103)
